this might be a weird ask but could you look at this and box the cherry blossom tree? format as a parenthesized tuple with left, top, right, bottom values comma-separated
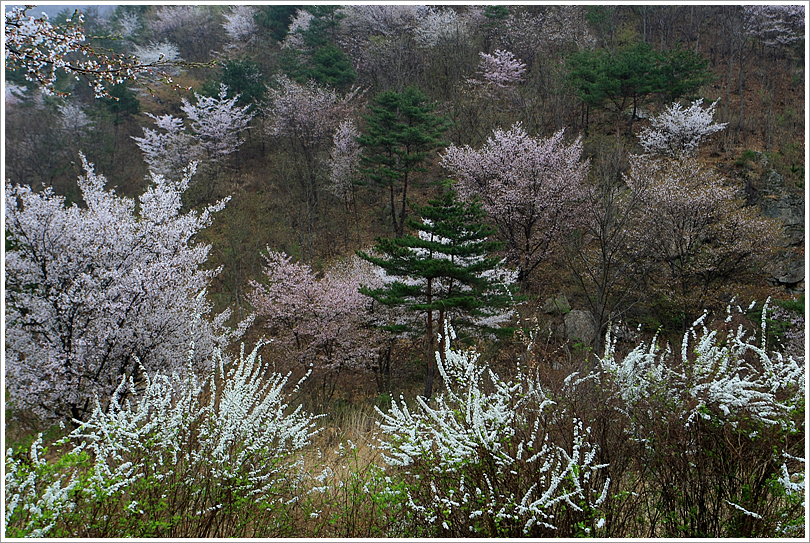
(625, 155, 784, 327)
(337, 5, 428, 39)
(4, 156, 248, 423)
(328, 119, 362, 203)
(248, 250, 383, 406)
(473, 49, 526, 88)
(149, 5, 216, 61)
(4, 6, 187, 98)
(637, 98, 727, 157)
(132, 85, 254, 178)
(131, 41, 182, 78)
(743, 5, 805, 47)
(222, 5, 257, 49)
(132, 41, 181, 65)
(114, 11, 140, 39)
(57, 102, 93, 134)
(412, 7, 470, 48)
(132, 113, 200, 180)
(181, 84, 255, 163)
(265, 75, 360, 262)
(328, 119, 363, 244)
(281, 9, 315, 50)
(441, 122, 589, 283)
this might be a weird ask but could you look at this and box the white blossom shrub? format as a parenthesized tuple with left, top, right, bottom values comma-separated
(636, 98, 727, 157)
(4, 434, 80, 538)
(4, 337, 322, 538)
(600, 302, 803, 430)
(375, 322, 610, 537)
(597, 300, 805, 537)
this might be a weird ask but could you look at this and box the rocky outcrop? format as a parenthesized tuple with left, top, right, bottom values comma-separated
(757, 169, 804, 246)
(752, 168, 805, 292)
(562, 310, 596, 343)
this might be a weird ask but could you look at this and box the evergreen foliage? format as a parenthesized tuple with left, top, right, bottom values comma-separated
(358, 87, 450, 238)
(102, 83, 139, 123)
(358, 189, 516, 397)
(567, 41, 712, 136)
(202, 59, 266, 110)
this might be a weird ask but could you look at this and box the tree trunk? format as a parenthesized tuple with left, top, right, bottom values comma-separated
(423, 279, 435, 399)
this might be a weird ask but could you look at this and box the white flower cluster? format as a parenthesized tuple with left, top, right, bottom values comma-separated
(599, 300, 805, 430)
(412, 7, 469, 48)
(57, 102, 93, 133)
(376, 322, 609, 535)
(282, 9, 315, 49)
(132, 41, 182, 66)
(4, 436, 78, 537)
(70, 335, 321, 502)
(5, 336, 322, 534)
(5, 158, 243, 422)
(222, 5, 256, 45)
(637, 99, 727, 157)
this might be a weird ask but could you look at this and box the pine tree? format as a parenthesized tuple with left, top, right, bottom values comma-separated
(358, 189, 516, 398)
(358, 87, 450, 238)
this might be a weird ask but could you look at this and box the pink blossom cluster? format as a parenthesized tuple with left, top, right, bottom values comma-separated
(248, 251, 383, 372)
(442, 123, 589, 279)
(474, 50, 526, 88)
(265, 75, 359, 147)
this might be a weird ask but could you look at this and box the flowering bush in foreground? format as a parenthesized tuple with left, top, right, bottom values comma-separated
(4, 338, 321, 538)
(5, 303, 803, 538)
(597, 300, 805, 537)
(375, 322, 610, 537)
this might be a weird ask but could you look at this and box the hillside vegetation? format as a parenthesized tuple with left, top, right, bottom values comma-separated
(4, 4, 805, 538)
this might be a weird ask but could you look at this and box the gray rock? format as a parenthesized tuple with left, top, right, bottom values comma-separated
(543, 293, 571, 315)
(771, 252, 805, 292)
(563, 310, 596, 343)
(757, 169, 804, 246)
